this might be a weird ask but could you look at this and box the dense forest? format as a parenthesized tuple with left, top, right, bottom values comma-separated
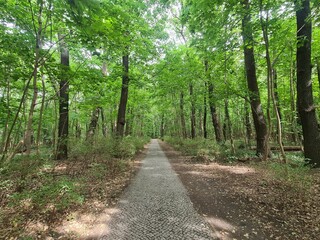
(1, 0, 320, 238)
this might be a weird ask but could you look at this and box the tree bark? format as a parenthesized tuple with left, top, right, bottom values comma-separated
(125, 108, 132, 136)
(57, 33, 69, 160)
(259, 3, 285, 161)
(316, 57, 320, 95)
(295, 0, 320, 167)
(244, 100, 252, 146)
(160, 114, 165, 140)
(36, 69, 46, 153)
(23, 2, 44, 155)
(75, 121, 81, 139)
(1, 74, 10, 153)
(180, 92, 188, 138)
(273, 69, 282, 120)
(205, 61, 223, 143)
(87, 107, 100, 140)
(203, 82, 208, 139)
(116, 54, 129, 137)
(290, 52, 298, 143)
(189, 83, 196, 139)
(100, 107, 107, 137)
(241, 0, 268, 157)
(224, 99, 235, 153)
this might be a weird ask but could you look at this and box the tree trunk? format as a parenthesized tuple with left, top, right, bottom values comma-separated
(100, 107, 107, 137)
(224, 99, 235, 153)
(125, 108, 132, 136)
(203, 82, 208, 139)
(295, 0, 320, 167)
(259, 3, 285, 161)
(160, 114, 165, 140)
(36, 71, 46, 153)
(290, 53, 298, 143)
(205, 61, 223, 143)
(273, 69, 282, 120)
(316, 57, 320, 97)
(189, 83, 196, 139)
(1, 75, 10, 153)
(87, 107, 100, 140)
(244, 100, 252, 146)
(116, 54, 129, 137)
(241, 0, 268, 157)
(75, 121, 81, 139)
(57, 33, 69, 160)
(23, 3, 44, 155)
(180, 92, 188, 138)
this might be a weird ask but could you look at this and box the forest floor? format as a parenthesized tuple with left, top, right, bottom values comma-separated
(3, 140, 320, 239)
(0, 144, 148, 239)
(159, 141, 320, 240)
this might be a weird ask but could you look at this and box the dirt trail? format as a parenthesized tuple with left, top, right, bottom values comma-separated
(159, 141, 319, 240)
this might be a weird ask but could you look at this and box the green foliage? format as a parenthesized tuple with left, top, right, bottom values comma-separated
(165, 137, 221, 159)
(266, 157, 313, 191)
(10, 177, 84, 211)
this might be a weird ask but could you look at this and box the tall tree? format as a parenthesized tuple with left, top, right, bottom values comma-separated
(189, 83, 196, 139)
(116, 54, 130, 137)
(241, 0, 268, 157)
(205, 61, 223, 143)
(295, 0, 320, 167)
(57, 33, 69, 160)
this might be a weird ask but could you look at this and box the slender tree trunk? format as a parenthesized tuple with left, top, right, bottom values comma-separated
(24, 3, 44, 155)
(244, 100, 252, 146)
(190, 83, 196, 139)
(290, 52, 298, 143)
(180, 92, 187, 138)
(160, 114, 165, 140)
(203, 82, 208, 139)
(205, 61, 223, 143)
(316, 57, 320, 96)
(224, 99, 235, 153)
(273, 70, 282, 120)
(241, 0, 268, 157)
(2, 75, 10, 153)
(36, 71, 46, 153)
(57, 33, 69, 160)
(100, 107, 107, 137)
(295, 0, 320, 167)
(259, 3, 285, 161)
(75, 121, 81, 139)
(87, 107, 100, 140)
(125, 108, 132, 136)
(223, 47, 235, 152)
(116, 54, 129, 137)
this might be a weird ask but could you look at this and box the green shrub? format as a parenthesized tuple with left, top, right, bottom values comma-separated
(10, 177, 84, 211)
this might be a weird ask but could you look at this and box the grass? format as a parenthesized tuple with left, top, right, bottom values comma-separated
(0, 136, 149, 238)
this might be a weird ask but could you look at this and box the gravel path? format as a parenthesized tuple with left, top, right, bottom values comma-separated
(98, 139, 215, 240)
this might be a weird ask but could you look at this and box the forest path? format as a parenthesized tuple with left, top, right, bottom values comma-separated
(98, 139, 215, 240)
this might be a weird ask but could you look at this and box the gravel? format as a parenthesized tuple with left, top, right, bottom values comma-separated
(98, 139, 215, 240)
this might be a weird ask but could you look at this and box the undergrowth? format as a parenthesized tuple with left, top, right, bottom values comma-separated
(165, 137, 313, 191)
(0, 136, 149, 239)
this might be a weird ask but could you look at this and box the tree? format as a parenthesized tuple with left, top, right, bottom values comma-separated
(57, 33, 69, 160)
(116, 54, 130, 137)
(295, 0, 320, 166)
(241, 0, 268, 157)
